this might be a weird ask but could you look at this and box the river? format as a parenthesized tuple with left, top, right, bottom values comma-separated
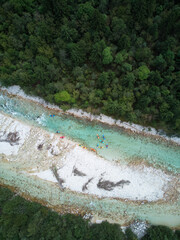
(0, 88, 180, 228)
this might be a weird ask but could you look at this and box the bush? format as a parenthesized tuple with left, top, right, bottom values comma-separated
(54, 91, 71, 104)
(142, 225, 178, 240)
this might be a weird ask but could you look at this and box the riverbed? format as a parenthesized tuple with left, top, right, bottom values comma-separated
(0, 87, 180, 228)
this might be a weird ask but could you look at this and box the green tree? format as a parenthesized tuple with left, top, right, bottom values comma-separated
(90, 221, 125, 240)
(163, 50, 175, 66)
(111, 17, 126, 41)
(90, 40, 106, 67)
(99, 0, 109, 13)
(122, 63, 132, 72)
(149, 71, 163, 85)
(60, 24, 78, 42)
(91, 9, 107, 31)
(97, 71, 110, 88)
(142, 225, 178, 240)
(137, 65, 150, 80)
(102, 47, 113, 65)
(148, 23, 158, 40)
(76, 2, 94, 22)
(135, 47, 152, 63)
(153, 54, 167, 71)
(115, 52, 124, 64)
(125, 228, 138, 240)
(122, 73, 135, 88)
(175, 119, 180, 130)
(118, 34, 131, 50)
(54, 91, 71, 103)
(159, 102, 174, 122)
(115, 51, 128, 64)
(67, 41, 86, 66)
(8, 0, 34, 14)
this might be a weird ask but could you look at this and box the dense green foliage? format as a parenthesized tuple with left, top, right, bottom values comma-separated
(0, 0, 180, 133)
(141, 225, 180, 240)
(0, 187, 127, 239)
(0, 187, 179, 240)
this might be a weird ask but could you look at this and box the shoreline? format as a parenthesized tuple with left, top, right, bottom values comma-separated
(1, 175, 180, 229)
(0, 182, 147, 231)
(0, 112, 179, 229)
(1, 85, 180, 146)
(0, 112, 175, 203)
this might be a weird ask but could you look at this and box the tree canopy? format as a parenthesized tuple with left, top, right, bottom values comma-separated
(0, 186, 179, 240)
(54, 90, 71, 103)
(0, 0, 179, 134)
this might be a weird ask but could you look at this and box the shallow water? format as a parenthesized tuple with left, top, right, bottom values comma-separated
(0, 91, 180, 227)
(0, 92, 179, 173)
(0, 162, 180, 227)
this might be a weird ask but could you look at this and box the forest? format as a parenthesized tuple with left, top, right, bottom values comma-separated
(0, 186, 179, 240)
(0, 0, 180, 134)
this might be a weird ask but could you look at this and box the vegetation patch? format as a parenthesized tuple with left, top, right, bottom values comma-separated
(0, 186, 179, 240)
(0, 0, 179, 134)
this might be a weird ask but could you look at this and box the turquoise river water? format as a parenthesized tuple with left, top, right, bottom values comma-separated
(0, 91, 180, 227)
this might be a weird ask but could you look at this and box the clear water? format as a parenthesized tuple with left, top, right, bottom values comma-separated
(0, 92, 179, 173)
(0, 162, 179, 227)
(0, 91, 180, 227)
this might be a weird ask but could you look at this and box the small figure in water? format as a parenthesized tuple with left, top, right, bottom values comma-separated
(56, 131, 60, 133)
(103, 135, 105, 140)
(97, 144, 99, 147)
(97, 134, 99, 139)
(106, 144, 108, 148)
(60, 136, 65, 139)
